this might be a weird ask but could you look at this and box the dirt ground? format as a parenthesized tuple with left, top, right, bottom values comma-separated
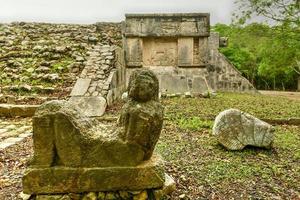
(260, 90, 300, 101)
(1, 93, 300, 199)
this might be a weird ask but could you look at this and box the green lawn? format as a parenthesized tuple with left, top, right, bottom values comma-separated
(159, 93, 300, 199)
(162, 92, 300, 121)
(107, 93, 300, 199)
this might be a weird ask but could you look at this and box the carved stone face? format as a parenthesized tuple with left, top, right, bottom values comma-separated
(128, 69, 159, 102)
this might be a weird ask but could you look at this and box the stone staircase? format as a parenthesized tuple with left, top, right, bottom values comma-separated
(69, 43, 125, 117)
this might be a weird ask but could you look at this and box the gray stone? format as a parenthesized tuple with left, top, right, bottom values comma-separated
(69, 96, 107, 117)
(70, 78, 91, 96)
(192, 76, 209, 94)
(212, 109, 274, 150)
(160, 75, 188, 94)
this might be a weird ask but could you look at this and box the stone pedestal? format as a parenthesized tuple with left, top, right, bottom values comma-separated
(23, 155, 165, 194)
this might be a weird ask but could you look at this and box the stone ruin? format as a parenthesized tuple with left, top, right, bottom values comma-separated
(22, 69, 175, 199)
(124, 13, 256, 96)
(66, 13, 257, 117)
(0, 13, 257, 118)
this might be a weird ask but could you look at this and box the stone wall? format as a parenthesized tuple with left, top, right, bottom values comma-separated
(0, 22, 122, 101)
(208, 32, 256, 93)
(0, 17, 256, 107)
(124, 13, 210, 68)
(123, 13, 256, 95)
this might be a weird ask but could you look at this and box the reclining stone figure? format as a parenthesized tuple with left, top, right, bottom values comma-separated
(23, 69, 169, 195)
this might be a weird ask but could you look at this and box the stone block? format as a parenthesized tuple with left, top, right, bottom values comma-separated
(178, 37, 194, 66)
(124, 13, 210, 37)
(143, 38, 177, 67)
(192, 76, 209, 94)
(0, 104, 38, 117)
(160, 75, 188, 94)
(199, 37, 208, 65)
(68, 96, 107, 117)
(125, 38, 143, 67)
(23, 155, 165, 194)
(70, 78, 91, 96)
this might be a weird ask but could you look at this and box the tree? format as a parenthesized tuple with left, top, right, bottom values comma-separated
(231, 0, 300, 90)
(233, 0, 300, 26)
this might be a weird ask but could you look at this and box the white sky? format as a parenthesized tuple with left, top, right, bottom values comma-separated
(0, 0, 235, 24)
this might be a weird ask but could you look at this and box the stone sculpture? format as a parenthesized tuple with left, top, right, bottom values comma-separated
(23, 69, 174, 199)
(212, 109, 274, 150)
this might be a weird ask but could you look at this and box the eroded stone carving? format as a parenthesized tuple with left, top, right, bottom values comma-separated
(212, 109, 274, 150)
(23, 69, 168, 195)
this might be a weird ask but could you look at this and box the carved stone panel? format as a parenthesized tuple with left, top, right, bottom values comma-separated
(143, 38, 177, 67)
(178, 37, 194, 66)
(125, 13, 210, 37)
(125, 38, 143, 67)
(199, 37, 209, 65)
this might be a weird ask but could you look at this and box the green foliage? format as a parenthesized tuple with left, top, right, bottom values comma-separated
(163, 93, 300, 121)
(153, 94, 300, 198)
(213, 22, 300, 90)
(51, 57, 74, 72)
(233, 0, 300, 26)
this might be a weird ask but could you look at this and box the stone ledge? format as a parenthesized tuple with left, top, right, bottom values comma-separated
(0, 104, 39, 117)
(21, 174, 175, 200)
(125, 13, 210, 18)
(23, 155, 165, 194)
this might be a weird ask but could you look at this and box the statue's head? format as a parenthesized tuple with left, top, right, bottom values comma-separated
(128, 69, 159, 102)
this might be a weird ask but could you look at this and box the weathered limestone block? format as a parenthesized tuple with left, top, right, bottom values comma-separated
(212, 109, 274, 150)
(23, 69, 167, 195)
(178, 37, 193, 66)
(28, 174, 175, 200)
(23, 155, 165, 194)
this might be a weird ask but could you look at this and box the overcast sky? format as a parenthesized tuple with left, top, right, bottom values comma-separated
(0, 0, 236, 24)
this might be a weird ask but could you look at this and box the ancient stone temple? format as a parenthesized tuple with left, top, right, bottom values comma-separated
(23, 69, 175, 199)
(123, 13, 256, 95)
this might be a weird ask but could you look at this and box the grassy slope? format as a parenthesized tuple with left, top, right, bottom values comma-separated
(151, 93, 300, 199)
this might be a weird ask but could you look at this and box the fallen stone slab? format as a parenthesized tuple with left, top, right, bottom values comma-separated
(213, 109, 275, 150)
(0, 137, 24, 149)
(23, 155, 165, 194)
(70, 78, 91, 96)
(0, 104, 38, 117)
(68, 96, 107, 117)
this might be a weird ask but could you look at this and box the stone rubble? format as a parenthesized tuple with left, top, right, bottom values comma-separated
(78, 45, 116, 97)
(0, 22, 122, 98)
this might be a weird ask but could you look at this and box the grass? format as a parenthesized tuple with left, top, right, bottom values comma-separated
(107, 93, 300, 199)
(163, 92, 300, 120)
(51, 57, 74, 72)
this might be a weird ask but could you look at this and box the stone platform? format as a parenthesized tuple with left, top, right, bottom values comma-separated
(23, 155, 165, 194)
